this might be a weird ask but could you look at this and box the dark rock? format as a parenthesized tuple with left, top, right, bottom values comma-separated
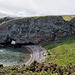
(0, 44, 5, 48)
(0, 64, 3, 68)
(0, 16, 75, 45)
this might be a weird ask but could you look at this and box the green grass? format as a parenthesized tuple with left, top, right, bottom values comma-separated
(0, 15, 75, 25)
(43, 35, 75, 66)
(62, 15, 75, 21)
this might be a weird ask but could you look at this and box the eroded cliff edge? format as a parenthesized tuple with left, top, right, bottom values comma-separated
(0, 16, 75, 45)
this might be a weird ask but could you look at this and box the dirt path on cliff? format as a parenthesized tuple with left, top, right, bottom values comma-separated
(23, 45, 47, 65)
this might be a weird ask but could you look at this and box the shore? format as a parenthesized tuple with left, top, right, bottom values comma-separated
(23, 45, 47, 65)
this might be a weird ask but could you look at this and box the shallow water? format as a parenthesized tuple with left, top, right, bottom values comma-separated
(0, 47, 30, 66)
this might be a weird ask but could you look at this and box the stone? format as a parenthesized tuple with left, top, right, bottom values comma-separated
(0, 16, 75, 45)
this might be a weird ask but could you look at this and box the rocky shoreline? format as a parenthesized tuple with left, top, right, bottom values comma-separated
(0, 44, 47, 66)
(24, 45, 47, 65)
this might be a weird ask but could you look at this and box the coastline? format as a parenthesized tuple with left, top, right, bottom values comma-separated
(23, 45, 47, 65)
(25, 46, 33, 65)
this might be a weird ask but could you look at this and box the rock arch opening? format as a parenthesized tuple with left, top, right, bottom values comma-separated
(11, 40, 16, 45)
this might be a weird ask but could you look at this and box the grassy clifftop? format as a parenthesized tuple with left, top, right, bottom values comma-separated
(0, 15, 75, 24)
(62, 15, 75, 21)
(43, 35, 75, 66)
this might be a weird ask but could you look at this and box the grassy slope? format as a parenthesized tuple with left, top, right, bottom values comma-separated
(43, 15, 75, 66)
(0, 15, 75, 22)
(43, 35, 75, 66)
(62, 15, 75, 21)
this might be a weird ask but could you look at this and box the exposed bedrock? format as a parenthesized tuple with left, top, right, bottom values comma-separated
(0, 16, 75, 45)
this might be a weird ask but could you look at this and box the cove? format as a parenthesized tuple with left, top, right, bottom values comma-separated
(0, 47, 31, 66)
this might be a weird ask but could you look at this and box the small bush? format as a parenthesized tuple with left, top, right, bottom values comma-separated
(0, 64, 3, 68)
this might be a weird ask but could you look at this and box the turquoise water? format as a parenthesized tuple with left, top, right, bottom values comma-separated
(0, 47, 30, 66)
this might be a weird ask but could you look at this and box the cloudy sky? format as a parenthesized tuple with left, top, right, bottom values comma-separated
(0, 0, 75, 17)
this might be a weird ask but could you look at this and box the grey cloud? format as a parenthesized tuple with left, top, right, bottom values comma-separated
(0, 0, 75, 17)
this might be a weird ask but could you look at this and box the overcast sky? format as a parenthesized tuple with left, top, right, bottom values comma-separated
(0, 0, 75, 17)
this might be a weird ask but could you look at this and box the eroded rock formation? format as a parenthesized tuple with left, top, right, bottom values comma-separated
(0, 16, 75, 45)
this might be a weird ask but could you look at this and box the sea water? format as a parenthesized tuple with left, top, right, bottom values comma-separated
(0, 47, 30, 66)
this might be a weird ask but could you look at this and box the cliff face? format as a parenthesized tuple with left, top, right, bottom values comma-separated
(0, 16, 75, 44)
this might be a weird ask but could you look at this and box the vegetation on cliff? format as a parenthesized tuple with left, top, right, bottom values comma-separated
(62, 15, 75, 21)
(44, 35, 75, 66)
(0, 61, 75, 75)
(0, 15, 75, 24)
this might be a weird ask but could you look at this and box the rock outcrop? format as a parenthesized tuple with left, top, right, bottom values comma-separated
(0, 16, 75, 44)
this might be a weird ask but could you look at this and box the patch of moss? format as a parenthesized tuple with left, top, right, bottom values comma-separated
(62, 15, 75, 21)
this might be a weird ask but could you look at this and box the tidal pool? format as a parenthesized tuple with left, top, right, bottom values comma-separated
(0, 47, 31, 66)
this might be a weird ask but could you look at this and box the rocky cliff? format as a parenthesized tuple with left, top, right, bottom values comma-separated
(0, 16, 75, 45)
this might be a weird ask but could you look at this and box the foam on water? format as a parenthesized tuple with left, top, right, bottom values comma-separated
(0, 47, 30, 66)
(0, 49, 5, 52)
